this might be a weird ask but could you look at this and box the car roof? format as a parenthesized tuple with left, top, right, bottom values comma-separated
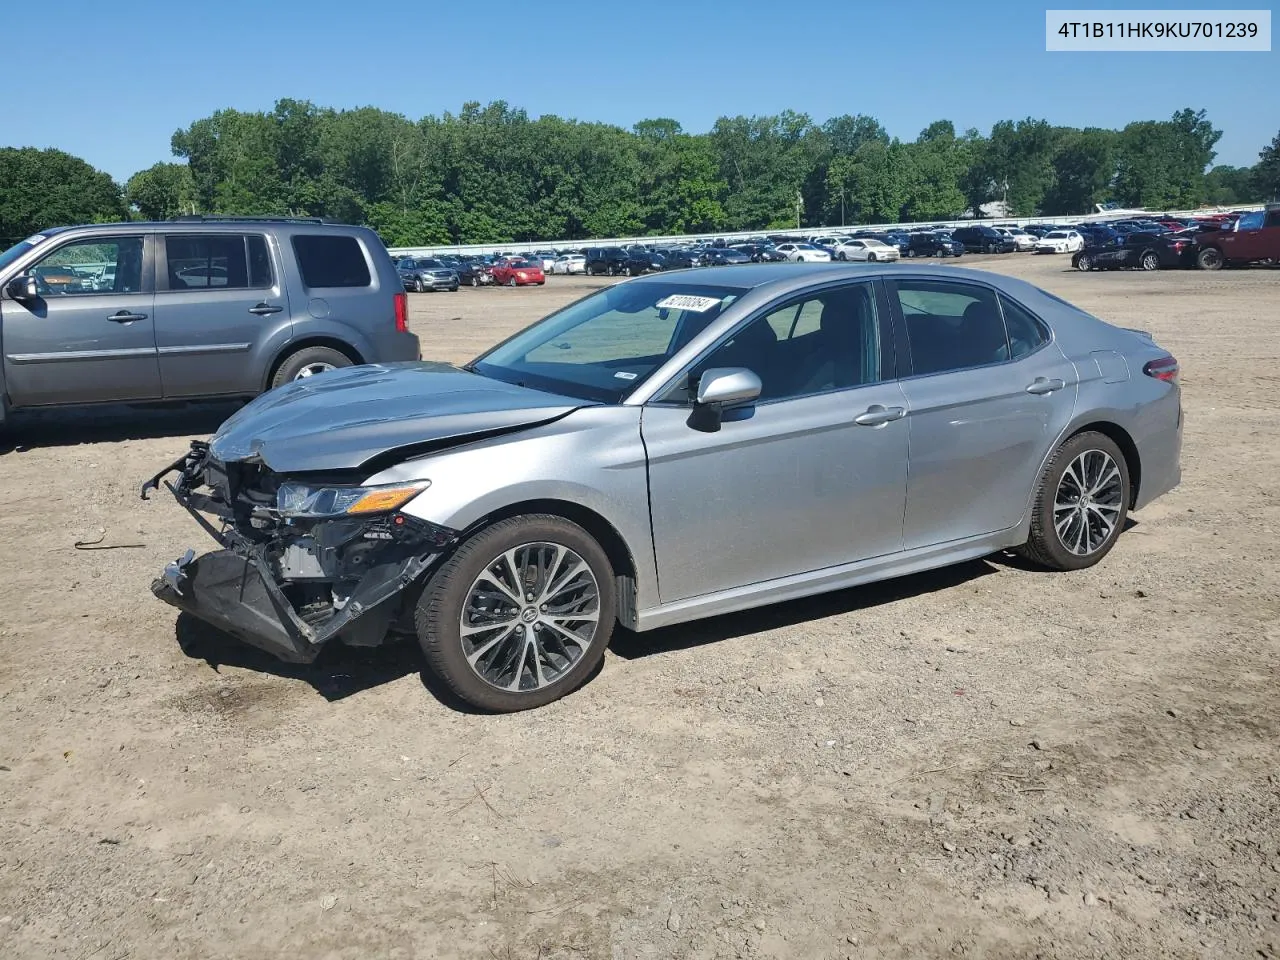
(32, 217, 366, 234)
(627, 261, 1036, 296)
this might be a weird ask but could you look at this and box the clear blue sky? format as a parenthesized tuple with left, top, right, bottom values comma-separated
(4, 0, 1275, 181)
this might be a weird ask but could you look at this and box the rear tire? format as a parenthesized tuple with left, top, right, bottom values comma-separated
(867, 253, 877, 262)
(1076, 253, 1094, 272)
(415, 514, 616, 712)
(270, 346, 352, 390)
(1017, 431, 1130, 572)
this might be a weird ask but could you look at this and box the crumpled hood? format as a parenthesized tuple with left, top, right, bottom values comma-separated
(209, 361, 587, 473)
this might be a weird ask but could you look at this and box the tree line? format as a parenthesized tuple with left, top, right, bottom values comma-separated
(2, 100, 1278, 246)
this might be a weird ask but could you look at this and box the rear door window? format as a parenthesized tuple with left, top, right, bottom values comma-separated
(291, 234, 372, 288)
(890, 279, 1010, 375)
(164, 234, 272, 290)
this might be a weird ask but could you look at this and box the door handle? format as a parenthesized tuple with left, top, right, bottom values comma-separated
(854, 404, 906, 427)
(248, 302, 283, 316)
(1025, 377, 1065, 395)
(107, 311, 147, 323)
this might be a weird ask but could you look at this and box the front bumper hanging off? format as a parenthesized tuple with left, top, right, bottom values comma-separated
(142, 443, 458, 663)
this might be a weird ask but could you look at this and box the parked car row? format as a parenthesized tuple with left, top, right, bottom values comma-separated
(392, 205, 1275, 286)
(1069, 205, 1279, 272)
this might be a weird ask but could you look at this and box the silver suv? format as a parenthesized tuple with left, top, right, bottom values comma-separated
(0, 217, 419, 423)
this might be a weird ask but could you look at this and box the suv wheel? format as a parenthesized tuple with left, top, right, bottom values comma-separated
(413, 277, 425, 293)
(415, 514, 616, 712)
(470, 275, 479, 287)
(905, 249, 916, 258)
(1197, 247, 1223, 270)
(271, 346, 352, 389)
(1017, 431, 1130, 571)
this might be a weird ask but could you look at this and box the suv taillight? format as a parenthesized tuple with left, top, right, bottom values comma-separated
(1143, 355, 1179, 383)
(394, 292, 408, 333)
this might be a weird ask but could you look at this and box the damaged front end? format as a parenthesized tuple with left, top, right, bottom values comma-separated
(141, 442, 457, 663)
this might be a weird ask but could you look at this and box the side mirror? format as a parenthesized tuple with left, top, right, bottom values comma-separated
(687, 368, 761, 433)
(5, 275, 38, 301)
(696, 367, 762, 406)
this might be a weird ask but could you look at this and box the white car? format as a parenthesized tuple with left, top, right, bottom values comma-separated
(997, 228, 1038, 252)
(551, 254, 586, 275)
(530, 251, 558, 271)
(833, 238, 900, 262)
(775, 242, 832, 263)
(1035, 230, 1084, 254)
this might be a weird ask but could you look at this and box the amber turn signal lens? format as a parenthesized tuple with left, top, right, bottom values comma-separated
(346, 486, 424, 515)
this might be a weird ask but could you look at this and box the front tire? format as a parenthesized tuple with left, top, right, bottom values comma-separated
(414, 277, 424, 293)
(1017, 431, 1130, 571)
(415, 515, 616, 712)
(508, 276, 517, 287)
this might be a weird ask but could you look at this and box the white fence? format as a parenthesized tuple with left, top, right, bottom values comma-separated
(387, 204, 1262, 259)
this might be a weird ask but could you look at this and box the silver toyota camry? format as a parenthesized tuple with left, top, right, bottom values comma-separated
(144, 264, 1182, 711)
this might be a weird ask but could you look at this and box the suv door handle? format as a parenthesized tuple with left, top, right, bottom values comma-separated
(1025, 377, 1065, 395)
(854, 404, 906, 427)
(107, 311, 147, 323)
(248, 302, 283, 316)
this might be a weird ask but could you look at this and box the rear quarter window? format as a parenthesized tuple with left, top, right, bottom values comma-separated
(291, 234, 372, 289)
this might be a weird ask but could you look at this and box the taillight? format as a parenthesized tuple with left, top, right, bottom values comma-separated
(393, 292, 408, 333)
(1143, 356, 1179, 383)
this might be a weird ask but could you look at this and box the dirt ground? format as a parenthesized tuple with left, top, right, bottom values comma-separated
(2, 255, 1278, 960)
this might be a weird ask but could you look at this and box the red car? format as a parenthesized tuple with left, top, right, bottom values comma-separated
(490, 257, 545, 287)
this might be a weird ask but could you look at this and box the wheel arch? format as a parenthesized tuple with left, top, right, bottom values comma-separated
(264, 337, 365, 391)
(455, 498, 640, 627)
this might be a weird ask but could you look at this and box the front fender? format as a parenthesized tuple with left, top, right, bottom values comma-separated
(368, 406, 659, 612)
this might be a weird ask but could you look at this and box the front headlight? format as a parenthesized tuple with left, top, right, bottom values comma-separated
(276, 480, 429, 518)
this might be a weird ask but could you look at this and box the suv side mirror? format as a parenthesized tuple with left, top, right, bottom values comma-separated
(5, 275, 38, 301)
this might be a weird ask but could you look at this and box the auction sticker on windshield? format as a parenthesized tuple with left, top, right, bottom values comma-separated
(656, 294, 723, 312)
(24, 234, 47, 246)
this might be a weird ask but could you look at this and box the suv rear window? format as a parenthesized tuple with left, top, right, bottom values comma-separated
(291, 235, 371, 288)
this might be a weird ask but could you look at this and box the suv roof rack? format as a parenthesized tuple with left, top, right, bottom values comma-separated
(166, 215, 347, 225)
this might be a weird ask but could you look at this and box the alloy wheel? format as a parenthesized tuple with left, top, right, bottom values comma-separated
(458, 542, 600, 693)
(294, 362, 335, 380)
(1054, 450, 1124, 556)
(1141, 252, 1160, 271)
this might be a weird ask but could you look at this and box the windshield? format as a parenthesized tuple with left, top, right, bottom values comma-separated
(1045, 232, 1067, 239)
(0, 236, 44, 274)
(472, 281, 749, 403)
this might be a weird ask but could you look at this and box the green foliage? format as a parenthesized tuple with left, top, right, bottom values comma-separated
(0, 147, 124, 242)
(126, 162, 196, 220)
(8, 103, 1255, 251)
(1203, 165, 1257, 205)
(1114, 109, 1222, 209)
(1042, 129, 1117, 215)
(1256, 130, 1280, 201)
